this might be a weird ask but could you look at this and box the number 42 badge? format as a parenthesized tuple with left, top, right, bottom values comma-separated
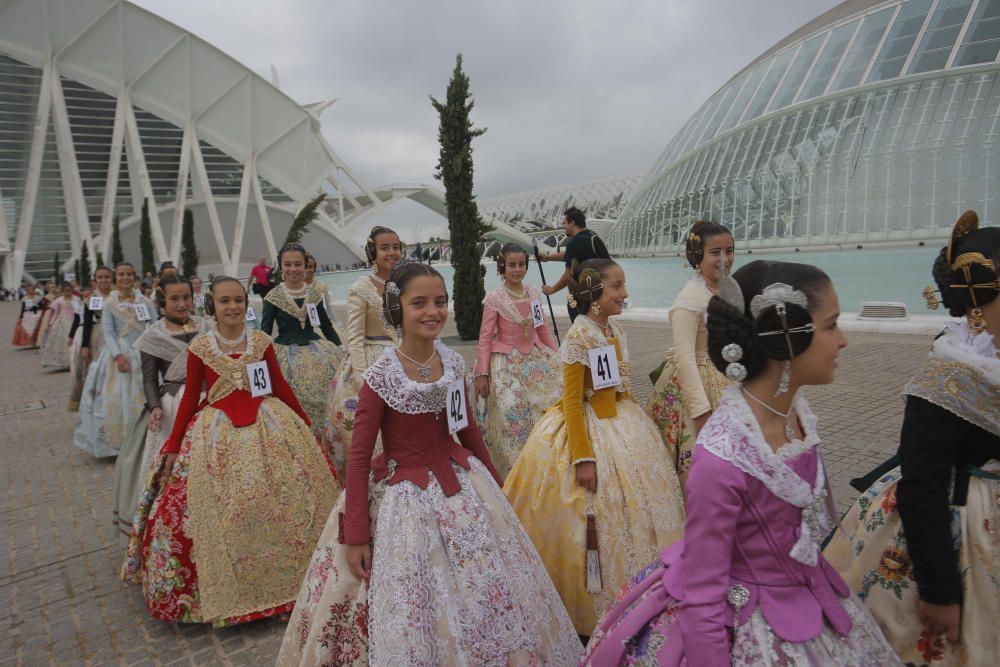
(446, 380, 469, 434)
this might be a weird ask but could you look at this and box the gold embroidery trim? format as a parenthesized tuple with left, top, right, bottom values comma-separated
(189, 330, 270, 404)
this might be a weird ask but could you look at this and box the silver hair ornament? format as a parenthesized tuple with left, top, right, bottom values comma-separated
(749, 283, 809, 319)
(385, 281, 400, 296)
(722, 343, 743, 363)
(725, 362, 748, 382)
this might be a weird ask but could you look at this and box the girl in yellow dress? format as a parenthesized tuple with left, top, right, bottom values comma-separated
(504, 258, 686, 637)
(645, 220, 734, 488)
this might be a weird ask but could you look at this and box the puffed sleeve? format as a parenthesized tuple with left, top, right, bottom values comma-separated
(670, 306, 711, 419)
(563, 363, 593, 464)
(677, 445, 745, 666)
(474, 305, 498, 376)
(456, 378, 503, 486)
(161, 351, 204, 454)
(345, 286, 369, 376)
(897, 396, 966, 605)
(343, 382, 386, 544)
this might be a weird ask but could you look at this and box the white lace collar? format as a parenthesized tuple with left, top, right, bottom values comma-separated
(939, 319, 1000, 370)
(700, 386, 830, 566)
(362, 340, 466, 414)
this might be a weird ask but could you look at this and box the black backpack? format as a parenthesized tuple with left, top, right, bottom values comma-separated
(582, 229, 611, 260)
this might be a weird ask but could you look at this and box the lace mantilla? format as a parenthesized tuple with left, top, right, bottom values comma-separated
(362, 340, 465, 414)
(902, 318, 1000, 438)
(349, 275, 396, 338)
(699, 386, 831, 566)
(188, 329, 270, 404)
(106, 289, 151, 338)
(482, 284, 542, 326)
(265, 282, 325, 329)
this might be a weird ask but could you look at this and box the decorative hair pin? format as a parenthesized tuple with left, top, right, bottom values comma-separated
(922, 286, 941, 310)
(722, 343, 747, 382)
(385, 281, 400, 297)
(749, 283, 808, 318)
(750, 284, 814, 396)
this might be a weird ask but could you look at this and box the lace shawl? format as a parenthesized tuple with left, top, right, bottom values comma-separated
(560, 315, 632, 395)
(699, 386, 832, 566)
(264, 283, 325, 329)
(348, 275, 396, 338)
(134, 316, 211, 383)
(106, 289, 149, 338)
(670, 276, 714, 316)
(903, 319, 1000, 438)
(188, 329, 270, 404)
(482, 284, 541, 326)
(362, 340, 465, 415)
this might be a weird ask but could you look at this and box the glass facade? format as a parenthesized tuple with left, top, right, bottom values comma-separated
(610, 0, 1000, 255)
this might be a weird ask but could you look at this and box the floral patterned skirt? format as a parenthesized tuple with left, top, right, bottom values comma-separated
(474, 348, 562, 477)
(100, 343, 146, 454)
(582, 556, 901, 666)
(644, 351, 729, 490)
(275, 340, 345, 445)
(321, 343, 387, 481)
(503, 399, 686, 636)
(68, 325, 103, 411)
(73, 347, 115, 458)
(40, 315, 72, 369)
(12, 310, 40, 347)
(121, 398, 339, 625)
(824, 463, 1000, 666)
(277, 459, 583, 667)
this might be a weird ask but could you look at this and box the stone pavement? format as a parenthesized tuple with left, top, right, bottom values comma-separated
(0, 301, 932, 666)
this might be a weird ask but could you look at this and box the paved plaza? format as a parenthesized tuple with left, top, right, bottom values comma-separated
(1, 301, 933, 666)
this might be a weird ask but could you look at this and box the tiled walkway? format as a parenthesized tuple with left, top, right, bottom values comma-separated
(0, 302, 932, 665)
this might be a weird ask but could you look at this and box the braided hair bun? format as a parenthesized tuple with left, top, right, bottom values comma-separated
(685, 220, 732, 269)
(568, 259, 616, 315)
(931, 211, 1000, 317)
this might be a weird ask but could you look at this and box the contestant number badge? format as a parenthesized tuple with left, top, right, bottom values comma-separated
(134, 302, 152, 322)
(247, 360, 272, 397)
(245, 307, 257, 322)
(446, 380, 469, 434)
(306, 303, 321, 327)
(88, 295, 104, 311)
(23, 299, 33, 309)
(530, 299, 545, 328)
(588, 345, 621, 391)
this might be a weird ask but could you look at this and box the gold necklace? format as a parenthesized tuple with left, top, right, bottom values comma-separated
(586, 314, 611, 337)
(396, 347, 437, 380)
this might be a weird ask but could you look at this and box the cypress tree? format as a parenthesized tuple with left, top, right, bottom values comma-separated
(79, 242, 92, 288)
(180, 208, 199, 278)
(53, 251, 61, 282)
(74, 258, 80, 283)
(139, 199, 155, 276)
(111, 215, 124, 265)
(431, 54, 491, 340)
(96, 250, 105, 269)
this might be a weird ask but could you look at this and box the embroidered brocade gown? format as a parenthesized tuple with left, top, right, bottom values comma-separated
(11, 295, 46, 347)
(503, 316, 686, 636)
(322, 275, 398, 481)
(583, 388, 901, 666)
(645, 276, 730, 488)
(277, 342, 582, 666)
(68, 299, 106, 411)
(472, 284, 562, 477)
(40, 295, 78, 370)
(825, 320, 1000, 666)
(121, 329, 339, 625)
(262, 283, 345, 449)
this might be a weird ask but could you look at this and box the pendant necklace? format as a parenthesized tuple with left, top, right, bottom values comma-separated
(742, 387, 796, 441)
(397, 347, 437, 380)
(586, 313, 612, 338)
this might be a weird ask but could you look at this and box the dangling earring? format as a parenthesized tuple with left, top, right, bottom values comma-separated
(592, 303, 602, 316)
(775, 360, 791, 397)
(968, 307, 987, 335)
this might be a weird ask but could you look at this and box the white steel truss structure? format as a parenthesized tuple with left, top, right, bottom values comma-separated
(611, 0, 1000, 255)
(0, 0, 382, 286)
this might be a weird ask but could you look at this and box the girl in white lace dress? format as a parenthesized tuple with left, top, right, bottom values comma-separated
(277, 262, 581, 667)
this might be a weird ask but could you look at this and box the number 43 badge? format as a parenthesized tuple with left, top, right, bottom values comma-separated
(246, 360, 272, 397)
(588, 344, 621, 391)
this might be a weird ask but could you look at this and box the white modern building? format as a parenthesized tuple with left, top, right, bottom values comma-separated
(610, 0, 1000, 255)
(0, 0, 533, 287)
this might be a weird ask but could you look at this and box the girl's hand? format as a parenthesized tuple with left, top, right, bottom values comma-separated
(147, 407, 163, 432)
(115, 355, 130, 373)
(474, 375, 490, 399)
(575, 461, 597, 492)
(346, 544, 372, 581)
(919, 601, 961, 644)
(159, 453, 178, 489)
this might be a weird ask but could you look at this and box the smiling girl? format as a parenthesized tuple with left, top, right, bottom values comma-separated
(122, 276, 338, 625)
(473, 243, 561, 476)
(504, 258, 686, 638)
(646, 221, 736, 490)
(583, 260, 900, 666)
(68, 266, 114, 412)
(278, 261, 581, 666)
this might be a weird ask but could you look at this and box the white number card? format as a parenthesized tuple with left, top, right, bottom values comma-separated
(88, 295, 104, 311)
(247, 360, 272, 397)
(73, 301, 83, 316)
(530, 299, 545, 328)
(23, 299, 33, 309)
(306, 302, 321, 327)
(245, 306, 257, 322)
(446, 380, 469, 434)
(588, 344, 621, 391)
(134, 302, 152, 322)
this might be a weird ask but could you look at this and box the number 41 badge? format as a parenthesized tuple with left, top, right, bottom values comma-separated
(587, 344, 621, 391)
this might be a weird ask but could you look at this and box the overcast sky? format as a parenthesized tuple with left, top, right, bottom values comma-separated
(132, 0, 841, 241)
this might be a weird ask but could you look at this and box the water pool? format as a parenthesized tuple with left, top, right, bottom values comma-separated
(319, 245, 941, 315)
